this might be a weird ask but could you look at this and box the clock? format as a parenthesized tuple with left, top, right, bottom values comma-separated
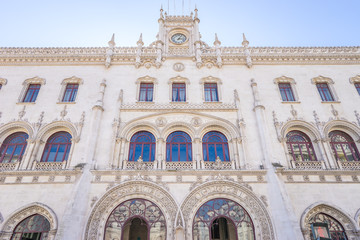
(171, 33, 187, 44)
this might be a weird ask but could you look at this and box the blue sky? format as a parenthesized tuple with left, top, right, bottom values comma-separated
(1, 0, 359, 47)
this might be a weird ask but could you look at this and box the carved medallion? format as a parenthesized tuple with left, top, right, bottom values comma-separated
(190, 117, 202, 127)
(156, 117, 167, 127)
(173, 62, 185, 72)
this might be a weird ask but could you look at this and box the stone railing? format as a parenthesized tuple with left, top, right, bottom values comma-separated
(32, 161, 66, 171)
(124, 160, 154, 170)
(0, 162, 20, 171)
(337, 160, 360, 170)
(290, 160, 325, 170)
(165, 161, 194, 170)
(202, 159, 234, 170)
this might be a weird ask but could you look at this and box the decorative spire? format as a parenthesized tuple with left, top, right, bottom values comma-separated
(242, 33, 249, 47)
(194, 6, 199, 21)
(137, 33, 144, 46)
(108, 34, 115, 48)
(214, 33, 221, 46)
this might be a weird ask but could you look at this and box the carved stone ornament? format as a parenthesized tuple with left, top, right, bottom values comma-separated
(85, 180, 178, 240)
(190, 117, 202, 127)
(173, 62, 185, 72)
(301, 203, 358, 240)
(181, 181, 275, 240)
(0, 203, 58, 239)
(156, 117, 167, 127)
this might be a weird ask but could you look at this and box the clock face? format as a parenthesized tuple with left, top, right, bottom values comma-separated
(171, 33, 187, 44)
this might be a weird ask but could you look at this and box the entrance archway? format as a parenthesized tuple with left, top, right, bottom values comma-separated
(193, 198, 255, 240)
(122, 217, 148, 240)
(104, 199, 166, 240)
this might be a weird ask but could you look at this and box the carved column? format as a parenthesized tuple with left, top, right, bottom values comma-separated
(193, 138, 201, 169)
(25, 139, 42, 170)
(19, 139, 35, 170)
(119, 138, 128, 169)
(320, 138, 337, 169)
(230, 138, 241, 169)
(250, 78, 303, 240)
(157, 138, 165, 170)
(56, 79, 106, 240)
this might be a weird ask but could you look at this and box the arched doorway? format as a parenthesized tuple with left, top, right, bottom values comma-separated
(193, 198, 255, 240)
(122, 217, 148, 240)
(11, 214, 50, 240)
(104, 199, 166, 240)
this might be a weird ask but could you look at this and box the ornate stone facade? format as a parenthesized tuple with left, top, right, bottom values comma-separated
(0, 8, 360, 240)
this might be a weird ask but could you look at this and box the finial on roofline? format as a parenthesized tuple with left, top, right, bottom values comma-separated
(214, 33, 221, 45)
(160, 5, 164, 19)
(108, 34, 115, 48)
(137, 33, 144, 46)
(242, 33, 249, 47)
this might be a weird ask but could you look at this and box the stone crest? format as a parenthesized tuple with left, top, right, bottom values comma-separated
(173, 62, 185, 72)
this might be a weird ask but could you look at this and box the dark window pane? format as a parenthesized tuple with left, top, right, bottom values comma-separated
(172, 144, 178, 162)
(143, 144, 150, 162)
(180, 144, 186, 161)
(208, 144, 215, 162)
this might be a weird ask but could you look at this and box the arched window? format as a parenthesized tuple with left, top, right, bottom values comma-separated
(11, 214, 50, 240)
(329, 131, 360, 161)
(0, 132, 29, 163)
(286, 131, 317, 161)
(309, 213, 348, 240)
(202, 131, 230, 162)
(193, 198, 255, 240)
(166, 131, 192, 162)
(40, 132, 72, 162)
(128, 131, 156, 162)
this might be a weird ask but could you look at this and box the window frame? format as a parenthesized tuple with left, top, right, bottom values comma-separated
(311, 76, 338, 102)
(200, 76, 222, 102)
(350, 75, 360, 96)
(128, 131, 156, 162)
(40, 131, 72, 163)
(0, 78, 7, 90)
(286, 130, 318, 162)
(316, 83, 334, 102)
(18, 76, 46, 104)
(274, 76, 299, 102)
(329, 130, 360, 162)
(202, 131, 230, 162)
(58, 76, 83, 104)
(139, 83, 154, 102)
(166, 131, 192, 162)
(0, 132, 29, 163)
(136, 76, 157, 102)
(168, 75, 189, 102)
(22, 84, 41, 103)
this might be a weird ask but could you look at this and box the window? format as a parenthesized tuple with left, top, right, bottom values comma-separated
(355, 83, 360, 95)
(329, 131, 359, 161)
(316, 83, 334, 101)
(279, 83, 295, 101)
(139, 83, 154, 102)
(286, 131, 317, 161)
(0, 84, 2, 90)
(204, 83, 218, 102)
(40, 132, 72, 162)
(62, 83, 79, 102)
(309, 213, 348, 240)
(128, 131, 156, 162)
(166, 131, 192, 162)
(23, 84, 41, 102)
(202, 131, 230, 162)
(0, 132, 29, 163)
(172, 83, 186, 102)
(11, 214, 50, 240)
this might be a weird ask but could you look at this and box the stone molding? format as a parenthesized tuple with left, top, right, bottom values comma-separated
(300, 202, 359, 240)
(180, 180, 275, 240)
(0, 78, 7, 86)
(0, 202, 58, 240)
(1, 46, 360, 66)
(273, 75, 295, 84)
(349, 75, 360, 84)
(84, 180, 178, 240)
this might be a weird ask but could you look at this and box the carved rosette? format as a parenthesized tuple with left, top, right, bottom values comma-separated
(180, 180, 275, 240)
(85, 180, 178, 240)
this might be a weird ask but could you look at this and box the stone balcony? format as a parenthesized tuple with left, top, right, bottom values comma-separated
(0, 162, 20, 171)
(290, 160, 325, 170)
(337, 160, 360, 170)
(32, 160, 67, 171)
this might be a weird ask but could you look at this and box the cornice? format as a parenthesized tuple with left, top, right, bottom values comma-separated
(1, 46, 359, 66)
